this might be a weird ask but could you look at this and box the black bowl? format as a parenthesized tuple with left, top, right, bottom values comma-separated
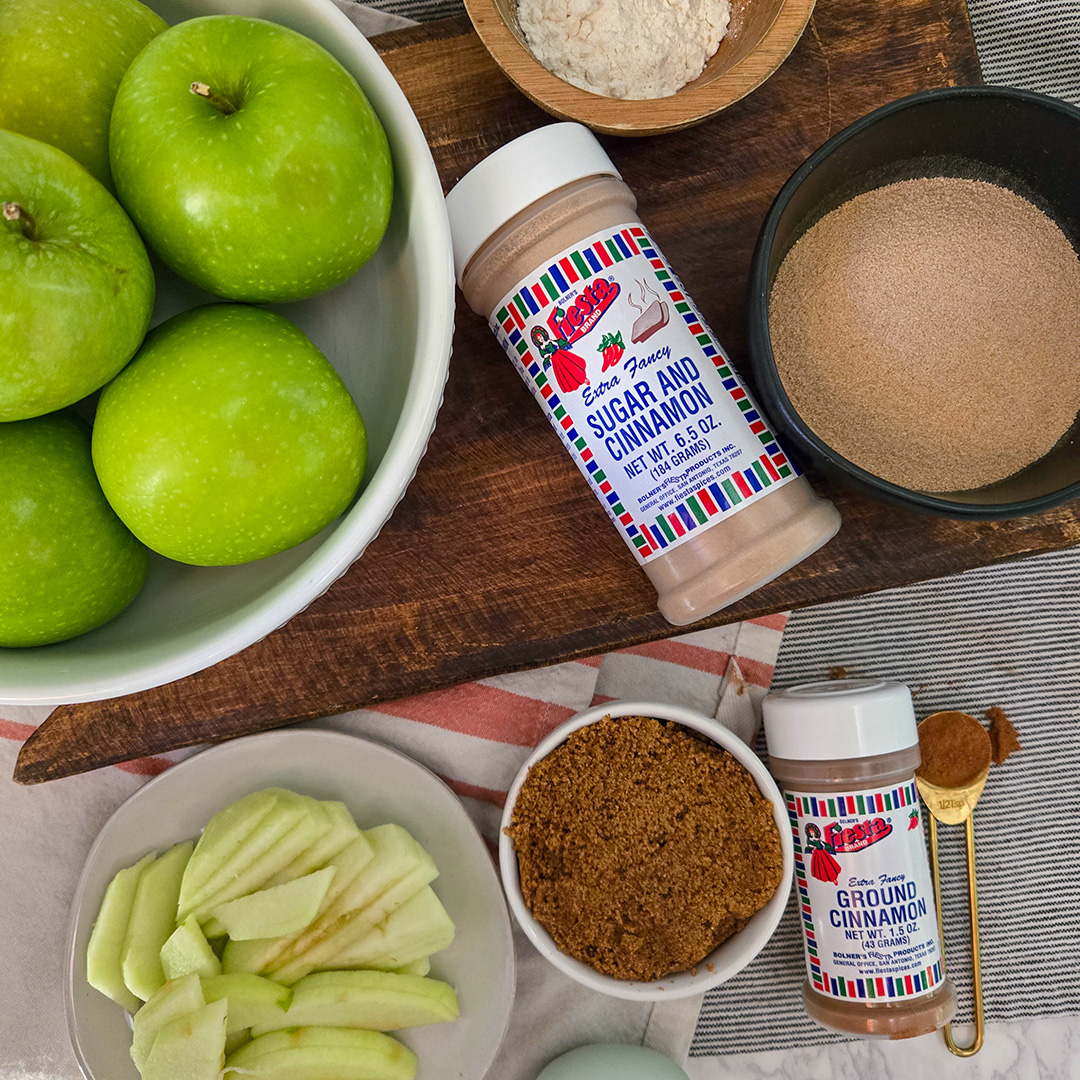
(748, 86, 1080, 519)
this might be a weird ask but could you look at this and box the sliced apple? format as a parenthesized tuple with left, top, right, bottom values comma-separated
(187, 798, 328, 923)
(276, 853, 437, 976)
(329, 887, 455, 970)
(131, 974, 206, 1073)
(225, 1026, 417, 1080)
(179, 791, 309, 920)
(210, 866, 336, 940)
(201, 973, 293, 1033)
(225, 1029, 251, 1057)
(178, 789, 284, 916)
(251, 970, 458, 1036)
(200, 799, 334, 937)
(271, 826, 434, 971)
(222, 936, 277, 976)
(121, 840, 194, 1002)
(324, 825, 435, 928)
(392, 958, 430, 977)
(140, 997, 227, 1080)
(161, 915, 222, 981)
(274, 887, 454, 985)
(220, 835, 375, 975)
(261, 800, 360, 889)
(86, 852, 155, 1013)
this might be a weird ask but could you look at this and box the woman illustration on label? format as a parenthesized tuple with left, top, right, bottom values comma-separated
(805, 823, 842, 884)
(532, 325, 588, 394)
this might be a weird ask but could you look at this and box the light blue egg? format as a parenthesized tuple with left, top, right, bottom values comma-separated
(536, 1044, 691, 1080)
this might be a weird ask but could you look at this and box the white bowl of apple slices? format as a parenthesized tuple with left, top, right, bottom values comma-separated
(1, 0, 454, 705)
(66, 730, 514, 1080)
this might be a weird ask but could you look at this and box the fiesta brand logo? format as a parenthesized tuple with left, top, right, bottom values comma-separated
(824, 816, 893, 854)
(547, 278, 620, 344)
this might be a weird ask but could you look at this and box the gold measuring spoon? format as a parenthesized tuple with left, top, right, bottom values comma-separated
(915, 711, 993, 1057)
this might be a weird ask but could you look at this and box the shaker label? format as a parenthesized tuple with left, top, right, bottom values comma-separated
(786, 781, 945, 1001)
(489, 224, 799, 565)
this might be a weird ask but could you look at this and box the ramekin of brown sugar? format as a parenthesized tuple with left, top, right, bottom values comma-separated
(747, 87, 1080, 519)
(498, 700, 794, 1000)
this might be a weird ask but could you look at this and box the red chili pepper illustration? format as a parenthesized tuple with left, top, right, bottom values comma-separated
(908, 810, 919, 830)
(598, 331, 625, 371)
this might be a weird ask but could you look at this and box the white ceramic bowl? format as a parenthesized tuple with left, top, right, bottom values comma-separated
(67, 729, 515, 1080)
(499, 700, 794, 1001)
(0, 0, 454, 705)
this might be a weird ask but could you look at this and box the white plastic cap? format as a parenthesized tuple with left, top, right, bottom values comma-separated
(763, 679, 918, 761)
(445, 123, 621, 285)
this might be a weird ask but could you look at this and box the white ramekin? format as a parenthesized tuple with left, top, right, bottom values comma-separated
(499, 699, 794, 1001)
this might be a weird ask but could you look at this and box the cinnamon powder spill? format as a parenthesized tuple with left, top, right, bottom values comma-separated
(770, 177, 1080, 492)
(506, 716, 784, 981)
(986, 705, 1022, 764)
(916, 711, 992, 789)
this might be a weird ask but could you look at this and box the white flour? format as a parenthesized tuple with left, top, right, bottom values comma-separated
(517, 0, 732, 99)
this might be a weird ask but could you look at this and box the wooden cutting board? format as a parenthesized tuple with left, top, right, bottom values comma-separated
(20, 0, 1062, 785)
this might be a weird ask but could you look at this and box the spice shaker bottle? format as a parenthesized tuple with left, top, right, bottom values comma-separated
(446, 124, 840, 625)
(763, 679, 957, 1039)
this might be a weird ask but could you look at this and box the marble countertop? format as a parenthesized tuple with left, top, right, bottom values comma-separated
(684, 1019, 1080, 1080)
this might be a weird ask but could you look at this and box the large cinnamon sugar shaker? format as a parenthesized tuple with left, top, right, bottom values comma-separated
(764, 680, 957, 1038)
(446, 124, 840, 625)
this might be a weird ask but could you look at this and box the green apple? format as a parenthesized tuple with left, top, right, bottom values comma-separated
(92, 304, 367, 566)
(110, 15, 393, 302)
(0, 413, 148, 648)
(0, 0, 167, 189)
(0, 130, 155, 421)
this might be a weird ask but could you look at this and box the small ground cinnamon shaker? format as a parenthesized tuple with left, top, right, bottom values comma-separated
(763, 679, 957, 1039)
(446, 124, 840, 625)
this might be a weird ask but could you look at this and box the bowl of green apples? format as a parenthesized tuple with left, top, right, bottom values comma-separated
(0, 0, 455, 703)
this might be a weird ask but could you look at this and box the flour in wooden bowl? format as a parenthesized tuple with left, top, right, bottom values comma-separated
(517, 0, 732, 99)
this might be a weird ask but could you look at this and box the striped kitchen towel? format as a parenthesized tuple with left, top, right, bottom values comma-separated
(692, 546, 1080, 1057)
(0, 615, 787, 1079)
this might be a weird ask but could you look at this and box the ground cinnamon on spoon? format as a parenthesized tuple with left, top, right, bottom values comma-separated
(916, 711, 991, 788)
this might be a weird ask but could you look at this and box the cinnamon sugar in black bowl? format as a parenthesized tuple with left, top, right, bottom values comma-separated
(748, 87, 1080, 520)
(498, 700, 793, 1000)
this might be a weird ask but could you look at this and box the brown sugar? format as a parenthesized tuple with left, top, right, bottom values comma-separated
(769, 177, 1080, 492)
(505, 715, 784, 981)
(986, 706, 1022, 764)
(916, 711, 992, 789)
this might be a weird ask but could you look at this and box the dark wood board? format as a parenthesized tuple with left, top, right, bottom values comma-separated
(18, 0, 1055, 786)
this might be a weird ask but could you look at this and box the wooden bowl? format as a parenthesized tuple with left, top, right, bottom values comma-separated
(463, 0, 816, 136)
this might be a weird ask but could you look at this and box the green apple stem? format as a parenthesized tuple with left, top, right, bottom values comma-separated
(190, 81, 238, 116)
(2, 202, 37, 242)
